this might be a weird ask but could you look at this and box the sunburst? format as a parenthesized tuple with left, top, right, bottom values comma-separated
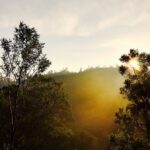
(125, 58, 141, 74)
(128, 58, 140, 71)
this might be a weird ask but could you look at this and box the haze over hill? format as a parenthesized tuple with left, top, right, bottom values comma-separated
(47, 67, 127, 149)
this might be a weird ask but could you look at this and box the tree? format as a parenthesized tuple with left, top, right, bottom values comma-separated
(109, 49, 150, 150)
(0, 22, 51, 150)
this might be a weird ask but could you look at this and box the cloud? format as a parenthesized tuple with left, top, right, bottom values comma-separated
(0, 0, 150, 37)
(0, 0, 150, 70)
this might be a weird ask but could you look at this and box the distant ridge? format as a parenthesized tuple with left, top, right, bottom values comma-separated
(46, 67, 126, 150)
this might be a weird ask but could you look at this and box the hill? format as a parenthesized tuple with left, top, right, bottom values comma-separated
(47, 67, 127, 150)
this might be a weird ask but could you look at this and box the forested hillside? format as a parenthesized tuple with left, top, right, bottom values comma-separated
(47, 67, 127, 149)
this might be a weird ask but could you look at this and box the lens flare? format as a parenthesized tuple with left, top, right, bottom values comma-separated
(125, 58, 141, 74)
(128, 58, 140, 71)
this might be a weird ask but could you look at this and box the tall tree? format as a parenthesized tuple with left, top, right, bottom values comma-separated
(109, 49, 150, 150)
(0, 22, 50, 150)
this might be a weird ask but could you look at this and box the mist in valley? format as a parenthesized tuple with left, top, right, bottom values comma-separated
(48, 67, 127, 149)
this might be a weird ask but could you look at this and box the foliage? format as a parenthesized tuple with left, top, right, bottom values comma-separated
(0, 76, 69, 149)
(109, 49, 150, 150)
(1, 22, 51, 80)
(0, 22, 51, 150)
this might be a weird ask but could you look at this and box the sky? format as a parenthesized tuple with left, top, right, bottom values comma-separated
(0, 0, 150, 71)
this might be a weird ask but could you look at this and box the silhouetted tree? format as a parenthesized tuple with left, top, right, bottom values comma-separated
(0, 22, 50, 150)
(109, 49, 150, 150)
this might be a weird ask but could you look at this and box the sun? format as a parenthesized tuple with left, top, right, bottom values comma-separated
(127, 58, 140, 71)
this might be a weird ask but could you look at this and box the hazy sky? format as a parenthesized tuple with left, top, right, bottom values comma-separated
(0, 0, 150, 71)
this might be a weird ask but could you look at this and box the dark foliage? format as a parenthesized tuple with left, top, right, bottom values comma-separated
(109, 49, 150, 150)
